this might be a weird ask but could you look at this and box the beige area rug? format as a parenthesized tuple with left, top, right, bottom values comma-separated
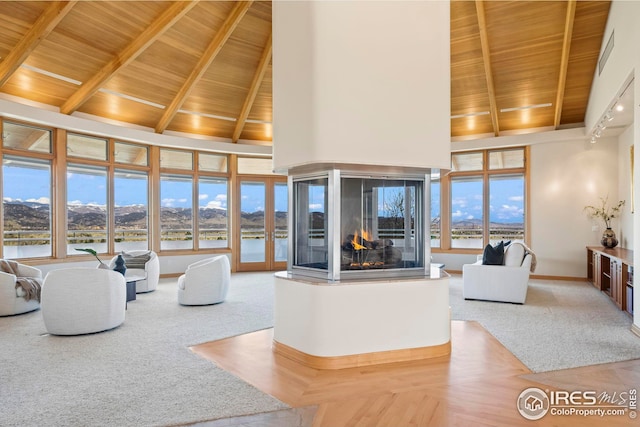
(449, 275, 640, 372)
(0, 273, 288, 427)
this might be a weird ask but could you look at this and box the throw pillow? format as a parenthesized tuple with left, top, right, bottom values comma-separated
(121, 251, 152, 269)
(482, 241, 504, 265)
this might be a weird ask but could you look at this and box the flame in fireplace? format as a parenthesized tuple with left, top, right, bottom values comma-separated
(351, 229, 372, 250)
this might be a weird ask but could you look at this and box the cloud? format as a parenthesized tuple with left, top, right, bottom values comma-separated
(309, 203, 323, 210)
(215, 194, 227, 201)
(199, 194, 209, 201)
(205, 200, 226, 209)
(26, 197, 50, 204)
(493, 204, 524, 220)
(452, 198, 467, 208)
(508, 195, 524, 202)
(161, 198, 186, 207)
(452, 210, 463, 218)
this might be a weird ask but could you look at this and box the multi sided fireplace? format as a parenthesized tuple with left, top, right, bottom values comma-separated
(289, 165, 431, 281)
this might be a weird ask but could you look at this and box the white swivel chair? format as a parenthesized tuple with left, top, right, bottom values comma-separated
(111, 250, 159, 293)
(462, 242, 533, 304)
(0, 262, 42, 316)
(41, 268, 126, 335)
(178, 255, 230, 306)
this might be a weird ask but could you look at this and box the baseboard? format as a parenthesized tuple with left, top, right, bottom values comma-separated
(273, 340, 451, 370)
(632, 323, 640, 338)
(447, 270, 586, 282)
(530, 274, 588, 282)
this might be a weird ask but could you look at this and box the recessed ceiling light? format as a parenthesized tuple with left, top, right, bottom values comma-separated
(21, 64, 81, 85)
(450, 111, 490, 119)
(616, 104, 624, 112)
(499, 103, 552, 113)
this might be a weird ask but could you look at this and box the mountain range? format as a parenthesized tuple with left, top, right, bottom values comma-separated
(3, 201, 520, 231)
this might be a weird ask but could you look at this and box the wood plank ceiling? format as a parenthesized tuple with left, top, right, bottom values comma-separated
(0, 1, 611, 145)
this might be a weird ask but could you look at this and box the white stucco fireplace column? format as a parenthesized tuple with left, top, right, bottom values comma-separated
(272, 1, 452, 369)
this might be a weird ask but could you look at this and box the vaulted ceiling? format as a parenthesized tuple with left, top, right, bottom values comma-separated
(0, 1, 611, 146)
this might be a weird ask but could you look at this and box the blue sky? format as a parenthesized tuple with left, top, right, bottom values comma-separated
(3, 164, 523, 222)
(3, 163, 282, 213)
(449, 176, 524, 223)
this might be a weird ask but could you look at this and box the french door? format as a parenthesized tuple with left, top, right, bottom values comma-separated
(235, 177, 288, 271)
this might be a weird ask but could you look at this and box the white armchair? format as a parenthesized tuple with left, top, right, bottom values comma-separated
(178, 255, 230, 306)
(0, 261, 42, 316)
(41, 268, 126, 335)
(111, 250, 159, 293)
(462, 242, 533, 304)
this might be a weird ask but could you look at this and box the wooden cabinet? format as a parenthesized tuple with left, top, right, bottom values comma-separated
(587, 247, 633, 315)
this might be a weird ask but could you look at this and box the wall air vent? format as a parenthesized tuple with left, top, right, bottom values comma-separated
(599, 30, 614, 76)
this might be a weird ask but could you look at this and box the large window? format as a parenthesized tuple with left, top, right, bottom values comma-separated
(434, 147, 527, 251)
(489, 175, 525, 244)
(67, 164, 108, 254)
(160, 174, 194, 250)
(198, 177, 228, 248)
(159, 148, 230, 252)
(1, 121, 53, 259)
(2, 156, 52, 258)
(431, 172, 441, 247)
(450, 176, 484, 249)
(114, 170, 149, 252)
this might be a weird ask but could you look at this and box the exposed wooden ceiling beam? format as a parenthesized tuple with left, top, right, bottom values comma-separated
(60, 1, 198, 115)
(554, 0, 576, 129)
(475, 0, 500, 137)
(0, 1, 77, 88)
(154, 1, 253, 134)
(232, 32, 272, 143)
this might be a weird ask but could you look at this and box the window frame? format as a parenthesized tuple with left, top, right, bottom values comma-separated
(0, 120, 55, 260)
(159, 149, 231, 253)
(64, 132, 152, 260)
(433, 146, 529, 253)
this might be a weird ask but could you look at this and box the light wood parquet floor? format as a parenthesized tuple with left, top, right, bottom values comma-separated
(189, 320, 639, 427)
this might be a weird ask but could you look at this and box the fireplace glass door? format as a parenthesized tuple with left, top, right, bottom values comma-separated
(341, 177, 424, 273)
(293, 177, 329, 272)
(291, 170, 427, 281)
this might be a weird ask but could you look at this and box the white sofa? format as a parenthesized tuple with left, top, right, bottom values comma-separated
(41, 268, 126, 335)
(462, 242, 533, 304)
(0, 262, 42, 316)
(178, 255, 230, 306)
(110, 250, 159, 293)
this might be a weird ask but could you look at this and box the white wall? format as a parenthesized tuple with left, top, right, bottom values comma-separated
(530, 137, 619, 278)
(618, 125, 634, 249)
(272, 1, 451, 172)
